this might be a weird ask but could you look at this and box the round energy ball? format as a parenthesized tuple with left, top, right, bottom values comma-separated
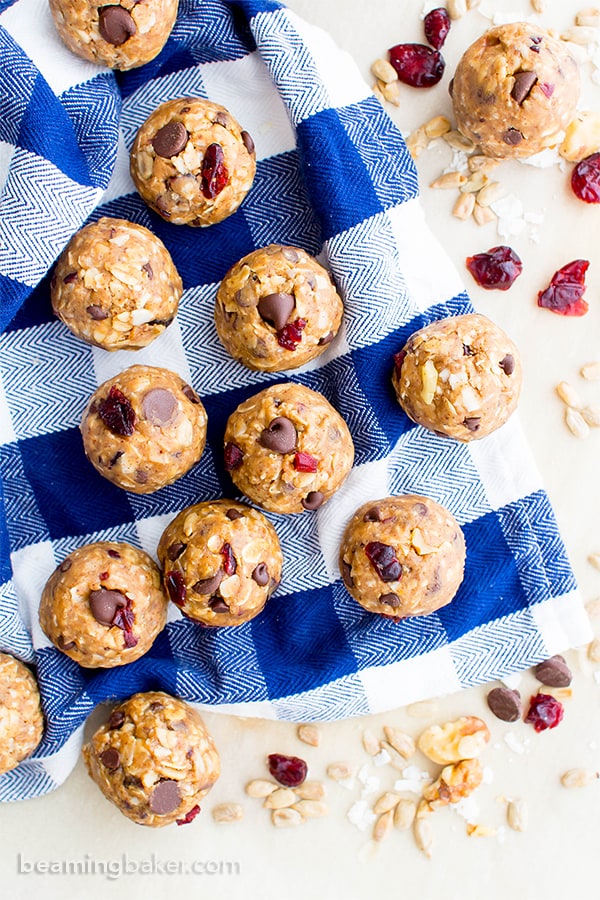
(224, 382, 354, 514)
(451, 22, 580, 158)
(0, 654, 44, 775)
(392, 313, 522, 441)
(51, 217, 182, 352)
(80, 365, 207, 493)
(49, 0, 179, 70)
(82, 691, 220, 827)
(214, 244, 343, 372)
(158, 500, 282, 626)
(130, 97, 256, 226)
(339, 495, 466, 619)
(39, 542, 168, 668)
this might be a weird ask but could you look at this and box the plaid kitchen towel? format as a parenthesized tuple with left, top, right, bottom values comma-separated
(0, 0, 591, 802)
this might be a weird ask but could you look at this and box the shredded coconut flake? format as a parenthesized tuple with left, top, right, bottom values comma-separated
(503, 731, 526, 754)
(373, 748, 391, 767)
(347, 800, 377, 832)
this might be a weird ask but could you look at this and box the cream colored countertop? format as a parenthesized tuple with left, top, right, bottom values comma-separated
(3, 0, 600, 898)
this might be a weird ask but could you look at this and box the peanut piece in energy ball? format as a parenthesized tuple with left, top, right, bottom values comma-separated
(158, 500, 283, 626)
(0, 653, 44, 775)
(130, 97, 256, 226)
(214, 244, 343, 372)
(51, 218, 182, 351)
(392, 313, 522, 441)
(224, 382, 354, 515)
(339, 495, 466, 620)
(49, 0, 179, 70)
(39, 542, 168, 668)
(451, 23, 580, 158)
(80, 365, 207, 493)
(82, 692, 220, 827)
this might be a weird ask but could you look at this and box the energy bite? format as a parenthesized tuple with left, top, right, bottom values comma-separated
(339, 495, 466, 619)
(51, 217, 182, 351)
(80, 365, 207, 493)
(392, 313, 522, 441)
(0, 654, 44, 775)
(130, 97, 256, 226)
(214, 244, 343, 372)
(224, 382, 354, 514)
(158, 500, 282, 626)
(39, 542, 168, 668)
(49, 0, 178, 70)
(451, 23, 580, 158)
(82, 691, 220, 827)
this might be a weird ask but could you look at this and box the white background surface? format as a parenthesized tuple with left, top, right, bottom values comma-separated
(3, 0, 600, 898)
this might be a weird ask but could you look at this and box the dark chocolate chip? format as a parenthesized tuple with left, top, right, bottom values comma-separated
(107, 549, 121, 559)
(363, 506, 383, 522)
(463, 417, 481, 431)
(257, 292, 295, 331)
(463, 343, 474, 356)
(100, 748, 121, 770)
(149, 780, 181, 815)
(167, 542, 186, 561)
(503, 127, 523, 145)
(380, 593, 400, 608)
(318, 332, 334, 346)
(89, 588, 127, 626)
(534, 654, 572, 687)
(58, 558, 72, 573)
(511, 71, 537, 105)
(148, 316, 174, 328)
(282, 247, 299, 263)
(192, 571, 224, 595)
(448, 76, 454, 97)
(241, 130, 255, 155)
(259, 417, 297, 454)
(87, 304, 108, 320)
(226, 508, 244, 521)
(57, 635, 76, 651)
(63, 272, 78, 284)
(208, 597, 230, 612)
(182, 384, 200, 404)
(108, 450, 124, 469)
(142, 388, 177, 426)
(152, 121, 189, 159)
(123, 775, 142, 789)
(135, 469, 148, 484)
(486, 686, 522, 722)
(148, 701, 164, 712)
(108, 710, 125, 730)
(340, 560, 354, 588)
(499, 354, 515, 376)
(98, 6, 137, 46)
(302, 491, 324, 510)
(412, 502, 428, 517)
(142, 262, 153, 279)
(214, 111, 229, 127)
(252, 563, 269, 586)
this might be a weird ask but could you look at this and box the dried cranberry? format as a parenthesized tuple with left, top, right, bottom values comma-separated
(571, 152, 600, 204)
(365, 542, 402, 582)
(393, 350, 406, 378)
(97, 386, 136, 436)
(466, 245, 523, 291)
(389, 43, 445, 88)
(277, 317, 306, 351)
(268, 753, 308, 787)
(221, 542, 237, 576)
(538, 82, 555, 98)
(200, 143, 228, 198)
(165, 570, 186, 607)
(176, 804, 201, 826)
(525, 693, 564, 732)
(224, 442, 244, 470)
(537, 260, 589, 317)
(423, 8, 450, 50)
(111, 597, 138, 648)
(293, 452, 318, 472)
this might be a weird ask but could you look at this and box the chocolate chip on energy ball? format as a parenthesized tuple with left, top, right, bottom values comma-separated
(341, 560, 354, 588)
(534, 654, 572, 687)
(486, 686, 522, 722)
(463, 417, 481, 432)
(98, 5, 137, 46)
(87, 305, 109, 320)
(503, 127, 524, 145)
(192, 572, 224, 595)
(241, 130, 255, 154)
(142, 389, 177, 426)
(182, 384, 200, 404)
(499, 354, 515, 376)
(151, 121, 189, 158)
(380, 593, 400, 608)
(251, 563, 269, 586)
(100, 748, 121, 770)
(208, 597, 230, 613)
(149, 780, 181, 815)
(89, 588, 128, 626)
(257, 292, 295, 331)
(226, 508, 244, 521)
(301, 491, 324, 510)
(108, 710, 125, 730)
(259, 417, 297, 454)
(511, 70, 537, 105)
(167, 542, 186, 561)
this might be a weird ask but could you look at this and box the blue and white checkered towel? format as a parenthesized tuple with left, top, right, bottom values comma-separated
(0, 0, 591, 802)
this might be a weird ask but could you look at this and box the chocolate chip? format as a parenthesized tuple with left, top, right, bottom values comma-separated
(511, 71, 537, 105)
(257, 292, 295, 331)
(302, 491, 324, 510)
(108, 710, 125, 729)
(182, 384, 200, 404)
(57, 635, 76, 651)
(89, 588, 127, 626)
(499, 354, 515, 376)
(486, 686, 522, 722)
(226, 508, 244, 521)
(100, 748, 121, 770)
(241, 130, 255, 155)
(192, 572, 224, 595)
(463, 343, 474, 356)
(214, 111, 229, 127)
(167, 542, 186, 561)
(448, 77, 454, 97)
(340, 560, 354, 588)
(123, 775, 142, 789)
(252, 563, 269, 586)
(208, 597, 230, 612)
(58, 558, 72, 573)
(318, 332, 334, 346)
(98, 6, 137, 46)
(87, 304, 108, 320)
(363, 506, 383, 522)
(534, 654, 572, 687)
(148, 701, 164, 712)
(107, 549, 121, 559)
(151, 121, 189, 159)
(149, 780, 181, 815)
(63, 272, 78, 284)
(259, 417, 297, 454)
(142, 262, 153, 279)
(380, 593, 400, 608)
(135, 469, 148, 484)
(142, 388, 177, 426)
(503, 127, 523, 145)
(108, 450, 124, 469)
(463, 417, 481, 431)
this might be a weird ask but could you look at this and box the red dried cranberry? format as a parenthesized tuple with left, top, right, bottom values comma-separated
(176, 804, 201, 826)
(571, 152, 600, 204)
(423, 8, 450, 50)
(98, 386, 136, 436)
(200, 143, 229, 198)
(277, 317, 306, 351)
(466, 245, 523, 291)
(268, 753, 308, 787)
(389, 43, 445, 88)
(525, 693, 564, 732)
(537, 260, 589, 317)
(224, 442, 244, 470)
(165, 570, 186, 607)
(365, 542, 402, 582)
(112, 597, 138, 648)
(293, 452, 318, 472)
(538, 82, 555, 98)
(221, 542, 237, 576)
(393, 350, 406, 378)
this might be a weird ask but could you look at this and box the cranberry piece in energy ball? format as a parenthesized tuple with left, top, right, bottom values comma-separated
(389, 43, 445, 87)
(466, 246, 523, 291)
